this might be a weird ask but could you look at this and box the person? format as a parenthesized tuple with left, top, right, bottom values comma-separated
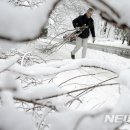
(71, 8, 95, 59)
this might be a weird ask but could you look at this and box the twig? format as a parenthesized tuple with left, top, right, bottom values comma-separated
(58, 73, 101, 87)
(75, 76, 118, 98)
(14, 97, 58, 111)
(33, 77, 119, 101)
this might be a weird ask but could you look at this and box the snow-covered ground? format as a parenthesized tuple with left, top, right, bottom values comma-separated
(17, 38, 130, 112)
(0, 36, 130, 130)
(28, 38, 130, 62)
(1, 37, 130, 112)
(92, 37, 130, 49)
(20, 38, 130, 130)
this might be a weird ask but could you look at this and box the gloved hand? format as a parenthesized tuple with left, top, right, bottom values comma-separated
(92, 37, 95, 43)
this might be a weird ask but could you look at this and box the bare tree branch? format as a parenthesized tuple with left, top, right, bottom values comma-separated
(30, 76, 119, 101)
(58, 73, 101, 87)
(14, 97, 58, 111)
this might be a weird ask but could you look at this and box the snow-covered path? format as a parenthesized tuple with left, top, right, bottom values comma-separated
(44, 36, 130, 58)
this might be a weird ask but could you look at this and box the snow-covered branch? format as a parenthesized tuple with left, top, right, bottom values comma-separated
(8, 59, 125, 76)
(0, 0, 61, 42)
(0, 55, 20, 73)
(85, 0, 130, 29)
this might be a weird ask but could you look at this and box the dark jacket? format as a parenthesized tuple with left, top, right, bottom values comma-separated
(72, 14, 95, 38)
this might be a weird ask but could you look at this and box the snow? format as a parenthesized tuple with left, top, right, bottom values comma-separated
(92, 38, 130, 49)
(0, 71, 19, 91)
(6, 41, 129, 76)
(0, 37, 129, 129)
(0, 72, 36, 130)
(23, 41, 130, 130)
(1, 91, 14, 107)
(0, 106, 36, 130)
(0, 55, 20, 72)
(114, 69, 130, 113)
(6, 58, 122, 76)
(0, 0, 58, 41)
(11, 40, 129, 112)
(45, 63, 130, 130)
(18, 83, 65, 100)
(0, 0, 130, 129)
(46, 110, 120, 130)
(119, 69, 130, 88)
(88, 0, 130, 27)
(106, 0, 130, 27)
